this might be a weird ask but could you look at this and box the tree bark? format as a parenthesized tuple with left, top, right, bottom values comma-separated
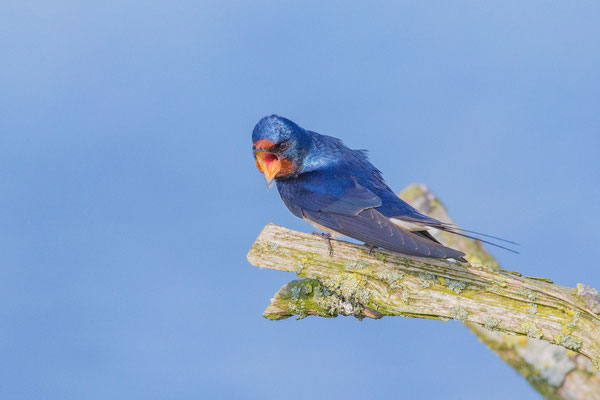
(246, 184, 600, 399)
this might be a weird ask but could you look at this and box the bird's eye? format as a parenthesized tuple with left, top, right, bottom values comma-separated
(279, 141, 289, 151)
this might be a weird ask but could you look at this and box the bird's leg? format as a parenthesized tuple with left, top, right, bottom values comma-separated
(363, 243, 378, 255)
(367, 244, 377, 256)
(312, 232, 333, 257)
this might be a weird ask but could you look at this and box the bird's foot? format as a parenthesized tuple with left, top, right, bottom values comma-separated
(312, 232, 334, 257)
(367, 244, 377, 256)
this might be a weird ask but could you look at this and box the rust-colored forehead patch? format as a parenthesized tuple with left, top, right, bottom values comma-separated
(253, 138, 276, 150)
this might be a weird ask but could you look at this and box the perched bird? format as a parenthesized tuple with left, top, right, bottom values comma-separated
(252, 115, 515, 261)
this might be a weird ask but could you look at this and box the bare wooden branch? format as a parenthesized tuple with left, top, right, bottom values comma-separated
(246, 184, 600, 399)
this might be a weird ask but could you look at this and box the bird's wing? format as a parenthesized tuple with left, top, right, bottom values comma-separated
(302, 208, 465, 259)
(278, 171, 382, 217)
(279, 172, 465, 259)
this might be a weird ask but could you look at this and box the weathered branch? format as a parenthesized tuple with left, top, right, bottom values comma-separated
(247, 185, 600, 399)
(400, 185, 600, 400)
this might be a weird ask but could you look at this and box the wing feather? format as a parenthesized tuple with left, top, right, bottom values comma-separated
(302, 208, 466, 259)
(277, 172, 381, 217)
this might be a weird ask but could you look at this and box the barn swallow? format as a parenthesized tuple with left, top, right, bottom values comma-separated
(252, 115, 516, 261)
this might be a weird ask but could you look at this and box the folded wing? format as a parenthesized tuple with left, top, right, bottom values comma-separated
(278, 172, 466, 260)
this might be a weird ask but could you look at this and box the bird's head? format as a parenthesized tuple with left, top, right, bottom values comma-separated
(252, 115, 309, 188)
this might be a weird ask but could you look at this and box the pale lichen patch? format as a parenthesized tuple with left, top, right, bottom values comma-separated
(401, 291, 410, 304)
(418, 272, 436, 288)
(568, 311, 581, 328)
(345, 259, 370, 269)
(520, 288, 537, 302)
(521, 321, 543, 339)
(527, 303, 538, 315)
(445, 278, 467, 294)
(485, 316, 500, 331)
(452, 307, 469, 322)
(302, 283, 313, 295)
(376, 270, 404, 289)
(323, 273, 371, 304)
(312, 284, 341, 315)
(419, 280, 431, 289)
(290, 285, 302, 301)
(560, 334, 583, 351)
(267, 242, 280, 253)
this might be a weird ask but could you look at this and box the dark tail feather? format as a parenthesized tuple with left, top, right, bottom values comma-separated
(435, 223, 519, 245)
(440, 227, 520, 254)
(399, 216, 519, 246)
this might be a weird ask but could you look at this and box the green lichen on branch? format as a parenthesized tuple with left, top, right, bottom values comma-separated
(263, 278, 383, 320)
(559, 334, 583, 352)
(376, 269, 403, 289)
(485, 316, 500, 331)
(248, 222, 600, 364)
(249, 184, 600, 399)
(452, 307, 469, 322)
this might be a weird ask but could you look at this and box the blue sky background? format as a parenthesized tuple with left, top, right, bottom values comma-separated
(1, 1, 599, 399)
